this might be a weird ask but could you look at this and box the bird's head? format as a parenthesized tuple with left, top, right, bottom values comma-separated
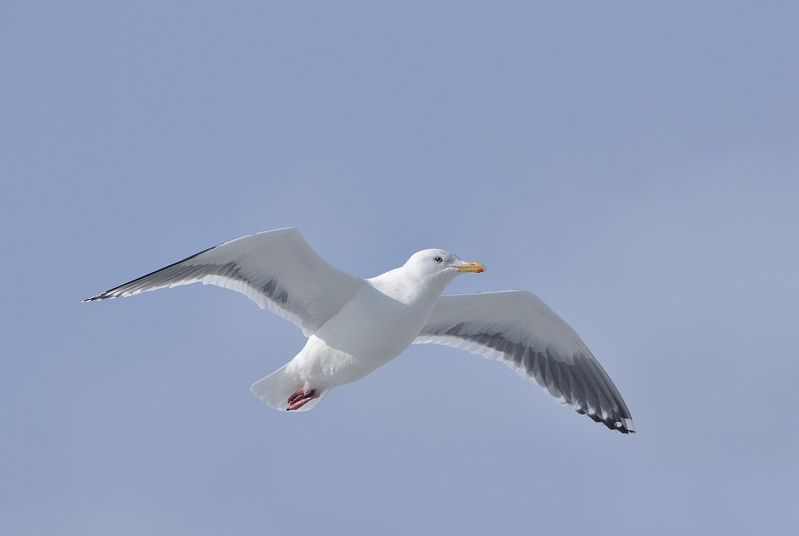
(403, 249, 486, 291)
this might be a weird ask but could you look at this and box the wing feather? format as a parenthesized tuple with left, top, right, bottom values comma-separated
(415, 290, 635, 433)
(84, 228, 365, 336)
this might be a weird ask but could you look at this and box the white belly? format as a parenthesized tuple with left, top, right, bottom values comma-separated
(286, 285, 435, 387)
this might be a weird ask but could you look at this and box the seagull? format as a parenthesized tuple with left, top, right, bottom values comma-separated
(85, 228, 634, 433)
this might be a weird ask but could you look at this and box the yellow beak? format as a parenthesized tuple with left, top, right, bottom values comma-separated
(456, 261, 486, 273)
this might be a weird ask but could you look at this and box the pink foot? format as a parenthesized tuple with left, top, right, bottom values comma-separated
(287, 388, 318, 411)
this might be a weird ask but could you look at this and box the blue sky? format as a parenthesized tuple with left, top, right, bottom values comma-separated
(1, 2, 797, 534)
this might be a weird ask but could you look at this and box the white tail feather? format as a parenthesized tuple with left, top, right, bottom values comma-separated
(250, 364, 331, 412)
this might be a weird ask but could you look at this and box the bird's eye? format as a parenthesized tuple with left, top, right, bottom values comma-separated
(434, 256, 443, 263)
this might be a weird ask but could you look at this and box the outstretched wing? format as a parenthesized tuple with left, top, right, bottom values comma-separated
(84, 228, 365, 337)
(414, 290, 635, 433)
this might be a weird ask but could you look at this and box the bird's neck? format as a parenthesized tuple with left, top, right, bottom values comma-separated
(367, 268, 450, 306)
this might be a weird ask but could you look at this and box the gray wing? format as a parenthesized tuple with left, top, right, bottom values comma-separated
(84, 228, 365, 337)
(414, 290, 635, 433)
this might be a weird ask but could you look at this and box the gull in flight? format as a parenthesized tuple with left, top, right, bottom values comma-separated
(85, 228, 634, 433)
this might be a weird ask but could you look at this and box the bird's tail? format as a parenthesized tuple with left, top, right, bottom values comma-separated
(250, 364, 330, 412)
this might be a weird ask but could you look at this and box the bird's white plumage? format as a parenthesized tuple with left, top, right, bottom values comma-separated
(86, 228, 635, 433)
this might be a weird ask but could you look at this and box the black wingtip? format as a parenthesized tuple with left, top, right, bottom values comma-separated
(82, 293, 111, 303)
(607, 415, 636, 434)
(588, 409, 635, 434)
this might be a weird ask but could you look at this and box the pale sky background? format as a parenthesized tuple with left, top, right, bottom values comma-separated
(1, 2, 797, 535)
